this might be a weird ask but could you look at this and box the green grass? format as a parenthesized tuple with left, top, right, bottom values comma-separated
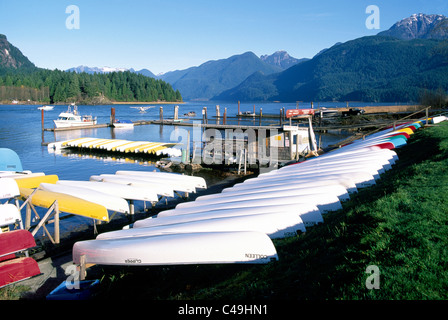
(91, 122, 448, 300)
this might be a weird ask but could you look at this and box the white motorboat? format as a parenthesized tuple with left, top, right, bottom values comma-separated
(37, 105, 54, 111)
(53, 104, 97, 128)
(112, 119, 134, 128)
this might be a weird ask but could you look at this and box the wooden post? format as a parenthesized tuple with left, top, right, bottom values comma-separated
(238, 101, 240, 115)
(186, 130, 190, 163)
(41, 109, 44, 131)
(426, 107, 429, 125)
(259, 108, 263, 126)
(54, 201, 60, 244)
(111, 107, 115, 125)
(223, 108, 227, 125)
(216, 105, 220, 125)
(159, 106, 164, 124)
(174, 105, 178, 120)
(79, 255, 86, 281)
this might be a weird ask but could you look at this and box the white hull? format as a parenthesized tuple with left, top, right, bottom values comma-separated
(0, 178, 20, 199)
(98, 211, 306, 240)
(89, 175, 174, 198)
(0, 203, 22, 228)
(135, 203, 322, 228)
(39, 183, 129, 214)
(97, 174, 197, 193)
(193, 184, 350, 203)
(158, 193, 342, 215)
(73, 231, 279, 266)
(222, 178, 357, 195)
(53, 120, 97, 128)
(56, 180, 159, 202)
(115, 170, 207, 189)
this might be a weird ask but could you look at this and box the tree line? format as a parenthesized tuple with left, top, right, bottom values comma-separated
(0, 68, 182, 104)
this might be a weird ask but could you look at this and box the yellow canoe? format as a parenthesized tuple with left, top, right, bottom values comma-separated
(395, 127, 414, 136)
(13, 175, 59, 189)
(20, 188, 109, 221)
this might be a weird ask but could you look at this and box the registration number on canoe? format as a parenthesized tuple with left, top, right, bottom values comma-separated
(125, 258, 142, 264)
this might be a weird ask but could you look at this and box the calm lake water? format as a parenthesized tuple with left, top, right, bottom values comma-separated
(0, 101, 392, 239)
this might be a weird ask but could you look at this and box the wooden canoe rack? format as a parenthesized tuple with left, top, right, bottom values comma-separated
(18, 189, 61, 244)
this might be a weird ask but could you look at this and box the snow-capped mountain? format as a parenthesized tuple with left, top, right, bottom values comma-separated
(378, 13, 448, 40)
(66, 65, 156, 78)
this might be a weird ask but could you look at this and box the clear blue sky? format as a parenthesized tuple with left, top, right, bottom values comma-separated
(1, 0, 447, 74)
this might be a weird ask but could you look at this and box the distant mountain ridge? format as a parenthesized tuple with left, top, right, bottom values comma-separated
(67, 65, 156, 78)
(260, 51, 307, 70)
(0, 34, 36, 71)
(158, 51, 283, 100)
(214, 14, 448, 103)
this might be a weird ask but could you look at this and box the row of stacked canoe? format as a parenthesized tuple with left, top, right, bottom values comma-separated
(71, 116, 447, 267)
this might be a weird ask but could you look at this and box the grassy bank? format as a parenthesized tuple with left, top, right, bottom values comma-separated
(90, 121, 448, 301)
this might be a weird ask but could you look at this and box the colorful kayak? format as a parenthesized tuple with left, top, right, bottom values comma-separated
(13, 175, 59, 189)
(39, 183, 129, 214)
(0, 257, 41, 288)
(20, 188, 109, 221)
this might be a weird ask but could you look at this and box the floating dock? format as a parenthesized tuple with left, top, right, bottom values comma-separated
(47, 137, 182, 158)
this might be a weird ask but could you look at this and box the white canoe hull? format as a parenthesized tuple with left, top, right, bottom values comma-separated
(89, 175, 174, 198)
(273, 156, 393, 174)
(222, 178, 357, 195)
(39, 183, 130, 214)
(194, 184, 350, 203)
(115, 170, 207, 189)
(137, 203, 323, 228)
(73, 231, 279, 266)
(56, 180, 159, 202)
(0, 203, 22, 228)
(98, 211, 306, 240)
(159, 193, 341, 215)
(0, 178, 20, 199)
(98, 174, 197, 193)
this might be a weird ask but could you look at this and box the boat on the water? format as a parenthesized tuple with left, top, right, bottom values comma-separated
(73, 231, 279, 266)
(53, 104, 97, 128)
(112, 119, 134, 128)
(37, 105, 54, 111)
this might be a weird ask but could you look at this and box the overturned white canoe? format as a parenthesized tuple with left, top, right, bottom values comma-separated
(72, 231, 279, 266)
(97, 211, 306, 240)
(57, 180, 159, 203)
(0, 178, 20, 199)
(98, 174, 196, 193)
(0, 203, 22, 228)
(222, 178, 357, 195)
(159, 193, 342, 215)
(276, 155, 393, 173)
(39, 183, 130, 214)
(115, 170, 207, 189)
(194, 184, 350, 203)
(139, 203, 323, 228)
(254, 163, 385, 180)
(89, 175, 174, 198)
